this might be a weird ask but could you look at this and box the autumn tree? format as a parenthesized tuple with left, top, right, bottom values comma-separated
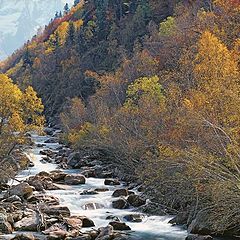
(0, 74, 44, 180)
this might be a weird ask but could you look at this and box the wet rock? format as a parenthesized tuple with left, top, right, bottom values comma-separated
(82, 203, 104, 210)
(43, 206, 71, 218)
(37, 144, 45, 148)
(14, 211, 39, 231)
(5, 182, 33, 199)
(28, 174, 61, 191)
(96, 225, 114, 240)
(50, 170, 67, 182)
(81, 169, 96, 178)
(80, 190, 98, 195)
(28, 161, 35, 167)
(104, 179, 120, 186)
(112, 189, 128, 198)
(11, 233, 35, 240)
(94, 188, 109, 192)
(44, 138, 58, 144)
(64, 217, 82, 230)
(100, 171, 113, 178)
(185, 234, 213, 240)
(109, 222, 131, 231)
(45, 128, 54, 136)
(123, 214, 144, 223)
(64, 174, 86, 185)
(28, 194, 60, 205)
(127, 194, 146, 208)
(106, 215, 120, 222)
(80, 217, 95, 227)
(39, 150, 55, 157)
(43, 223, 68, 239)
(112, 198, 128, 209)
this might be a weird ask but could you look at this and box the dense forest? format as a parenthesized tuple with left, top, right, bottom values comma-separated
(1, 0, 240, 238)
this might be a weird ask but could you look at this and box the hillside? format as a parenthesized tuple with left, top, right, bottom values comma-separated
(1, 0, 181, 119)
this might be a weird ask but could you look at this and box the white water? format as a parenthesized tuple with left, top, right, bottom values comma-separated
(11, 133, 188, 240)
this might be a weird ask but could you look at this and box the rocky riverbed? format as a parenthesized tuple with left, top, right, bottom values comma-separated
(0, 129, 220, 240)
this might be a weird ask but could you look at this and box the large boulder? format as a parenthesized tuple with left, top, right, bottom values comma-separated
(27, 174, 61, 191)
(14, 211, 39, 231)
(5, 182, 33, 199)
(50, 170, 67, 182)
(127, 194, 146, 208)
(112, 189, 128, 198)
(109, 222, 131, 231)
(112, 198, 128, 209)
(64, 174, 86, 185)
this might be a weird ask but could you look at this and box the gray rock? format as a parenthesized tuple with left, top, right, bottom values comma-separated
(96, 225, 114, 240)
(127, 194, 146, 207)
(5, 182, 33, 199)
(104, 179, 120, 186)
(64, 174, 86, 185)
(42, 205, 71, 218)
(112, 189, 128, 198)
(112, 198, 128, 209)
(14, 211, 39, 231)
(123, 214, 144, 222)
(109, 221, 131, 231)
(82, 203, 104, 210)
(80, 217, 95, 227)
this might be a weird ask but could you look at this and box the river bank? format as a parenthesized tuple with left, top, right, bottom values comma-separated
(0, 128, 233, 240)
(0, 129, 188, 239)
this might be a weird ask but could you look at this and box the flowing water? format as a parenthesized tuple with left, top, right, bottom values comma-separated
(9, 132, 188, 240)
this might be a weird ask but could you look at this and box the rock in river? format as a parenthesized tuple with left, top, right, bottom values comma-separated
(104, 179, 120, 186)
(5, 182, 33, 199)
(109, 221, 131, 231)
(112, 198, 128, 209)
(127, 194, 146, 208)
(112, 189, 128, 197)
(64, 174, 86, 185)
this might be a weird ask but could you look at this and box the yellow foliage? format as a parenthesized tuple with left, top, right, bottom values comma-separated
(74, 19, 84, 30)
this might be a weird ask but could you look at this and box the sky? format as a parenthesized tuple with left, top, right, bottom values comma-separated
(0, 0, 74, 60)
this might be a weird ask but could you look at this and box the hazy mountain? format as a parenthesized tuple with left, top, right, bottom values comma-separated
(0, 0, 73, 60)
